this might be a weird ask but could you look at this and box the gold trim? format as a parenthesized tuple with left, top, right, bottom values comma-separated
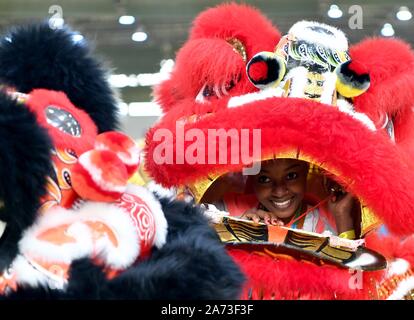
(360, 204, 382, 236)
(226, 38, 247, 62)
(185, 149, 381, 237)
(187, 172, 221, 202)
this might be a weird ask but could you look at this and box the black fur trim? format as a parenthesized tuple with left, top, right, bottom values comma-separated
(0, 23, 118, 132)
(247, 54, 281, 86)
(5, 199, 245, 299)
(0, 92, 52, 270)
(337, 60, 370, 90)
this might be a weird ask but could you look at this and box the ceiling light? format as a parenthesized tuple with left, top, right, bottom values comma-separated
(109, 74, 129, 88)
(117, 102, 129, 116)
(396, 6, 412, 21)
(132, 31, 148, 42)
(160, 59, 175, 73)
(49, 17, 64, 29)
(381, 23, 395, 37)
(327, 4, 343, 19)
(118, 15, 135, 25)
(128, 102, 162, 117)
(72, 33, 84, 43)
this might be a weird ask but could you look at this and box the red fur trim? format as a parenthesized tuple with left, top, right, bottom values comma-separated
(394, 111, 414, 160)
(189, 3, 281, 57)
(154, 3, 280, 113)
(351, 38, 414, 127)
(72, 161, 122, 202)
(347, 60, 368, 75)
(366, 232, 414, 266)
(72, 150, 126, 202)
(95, 131, 139, 177)
(26, 89, 97, 154)
(228, 249, 368, 299)
(145, 97, 414, 235)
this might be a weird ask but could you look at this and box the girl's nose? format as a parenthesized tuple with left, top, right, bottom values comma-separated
(272, 183, 288, 197)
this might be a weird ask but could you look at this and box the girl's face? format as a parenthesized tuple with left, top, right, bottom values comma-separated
(253, 159, 309, 221)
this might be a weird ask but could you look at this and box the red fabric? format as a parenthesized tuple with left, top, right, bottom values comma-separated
(26, 89, 97, 154)
(223, 193, 257, 216)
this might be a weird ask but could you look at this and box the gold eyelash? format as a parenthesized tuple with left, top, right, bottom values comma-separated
(226, 38, 247, 62)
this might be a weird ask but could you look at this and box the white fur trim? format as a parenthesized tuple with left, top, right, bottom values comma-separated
(227, 87, 284, 108)
(288, 20, 348, 51)
(387, 276, 414, 300)
(387, 258, 410, 277)
(75, 201, 140, 269)
(337, 99, 376, 131)
(95, 142, 141, 166)
(320, 72, 337, 105)
(12, 255, 67, 290)
(19, 203, 140, 270)
(19, 207, 94, 264)
(200, 203, 229, 224)
(126, 184, 168, 249)
(78, 152, 126, 193)
(146, 181, 176, 200)
(284, 67, 308, 98)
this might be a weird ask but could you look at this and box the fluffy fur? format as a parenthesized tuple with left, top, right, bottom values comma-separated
(0, 23, 118, 132)
(228, 249, 367, 300)
(146, 2, 414, 300)
(0, 92, 52, 270)
(154, 3, 280, 112)
(350, 38, 414, 157)
(4, 199, 245, 299)
(26, 89, 98, 154)
(288, 20, 348, 51)
(146, 96, 414, 236)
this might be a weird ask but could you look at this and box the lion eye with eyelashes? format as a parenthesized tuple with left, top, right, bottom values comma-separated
(196, 80, 236, 103)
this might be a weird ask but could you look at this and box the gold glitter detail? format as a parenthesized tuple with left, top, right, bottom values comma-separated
(227, 38, 247, 62)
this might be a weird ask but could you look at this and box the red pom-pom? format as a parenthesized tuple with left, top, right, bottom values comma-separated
(95, 131, 140, 178)
(347, 60, 368, 76)
(248, 60, 268, 82)
(72, 150, 128, 202)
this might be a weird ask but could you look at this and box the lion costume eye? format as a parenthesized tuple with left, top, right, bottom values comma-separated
(195, 81, 235, 103)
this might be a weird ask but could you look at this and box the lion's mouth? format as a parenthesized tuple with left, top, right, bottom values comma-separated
(0, 200, 6, 240)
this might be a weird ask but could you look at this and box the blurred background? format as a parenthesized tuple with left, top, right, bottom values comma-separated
(0, 0, 413, 139)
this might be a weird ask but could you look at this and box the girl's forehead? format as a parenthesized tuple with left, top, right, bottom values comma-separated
(261, 159, 307, 170)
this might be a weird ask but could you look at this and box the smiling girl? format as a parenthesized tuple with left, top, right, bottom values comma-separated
(240, 159, 356, 239)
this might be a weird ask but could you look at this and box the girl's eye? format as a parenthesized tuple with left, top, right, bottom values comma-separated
(286, 172, 298, 181)
(258, 175, 271, 184)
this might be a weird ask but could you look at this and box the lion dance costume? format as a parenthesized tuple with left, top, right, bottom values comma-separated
(0, 23, 243, 299)
(145, 3, 414, 299)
